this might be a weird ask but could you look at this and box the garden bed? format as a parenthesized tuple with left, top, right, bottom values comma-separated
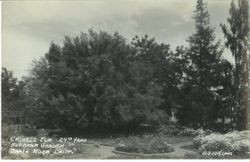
(115, 134, 174, 154)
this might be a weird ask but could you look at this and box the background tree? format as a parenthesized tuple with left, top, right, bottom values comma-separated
(176, 0, 225, 130)
(2, 68, 18, 101)
(221, 0, 249, 130)
(1, 68, 25, 123)
(131, 35, 189, 123)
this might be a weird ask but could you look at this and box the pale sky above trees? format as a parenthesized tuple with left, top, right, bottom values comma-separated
(2, 0, 233, 78)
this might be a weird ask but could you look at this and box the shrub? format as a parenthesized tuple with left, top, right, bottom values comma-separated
(193, 131, 250, 156)
(157, 125, 178, 135)
(158, 125, 211, 137)
(115, 134, 174, 154)
(178, 128, 204, 136)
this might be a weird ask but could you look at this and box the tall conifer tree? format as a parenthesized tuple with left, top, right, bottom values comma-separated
(178, 0, 223, 129)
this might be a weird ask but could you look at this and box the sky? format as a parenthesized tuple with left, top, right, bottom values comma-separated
(2, 0, 234, 79)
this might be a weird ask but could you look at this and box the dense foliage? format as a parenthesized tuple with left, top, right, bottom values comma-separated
(23, 30, 169, 131)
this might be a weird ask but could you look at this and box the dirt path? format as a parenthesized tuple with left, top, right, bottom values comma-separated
(166, 141, 199, 158)
(88, 144, 117, 159)
(78, 142, 116, 159)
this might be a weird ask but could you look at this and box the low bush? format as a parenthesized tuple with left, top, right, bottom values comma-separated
(115, 134, 174, 154)
(193, 131, 250, 156)
(178, 128, 204, 136)
(157, 125, 180, 135)
(158, 125, 211, 137)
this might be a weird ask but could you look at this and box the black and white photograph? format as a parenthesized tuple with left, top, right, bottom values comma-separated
(1, 0, 250, 159)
